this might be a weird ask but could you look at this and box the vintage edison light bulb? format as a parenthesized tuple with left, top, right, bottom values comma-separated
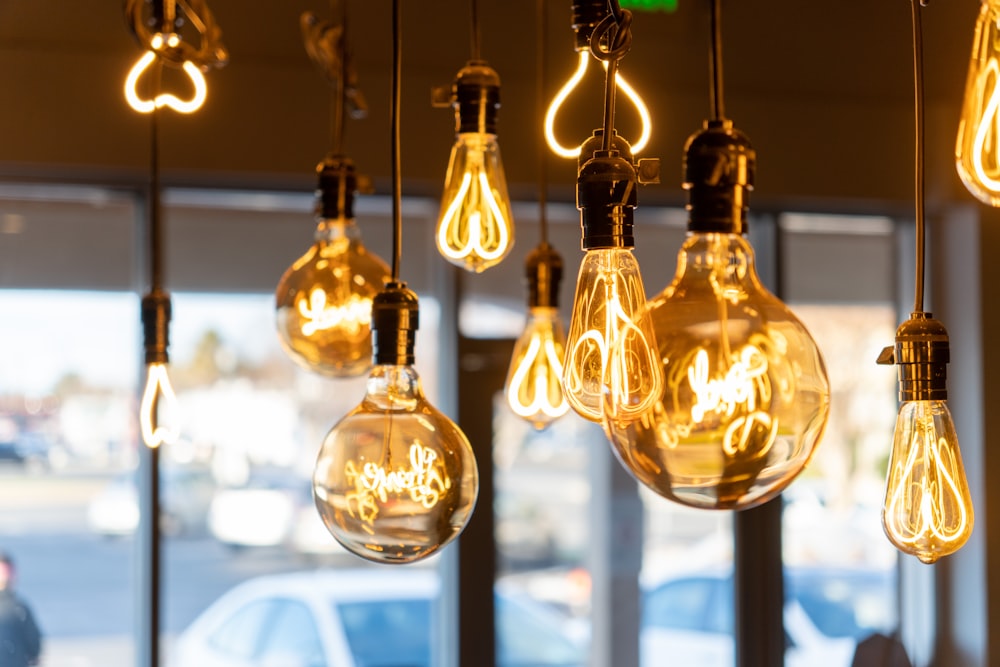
(956, 0, 1000, 206)
(563, 151, 662, 423)
(545, 0, 651, 159)
(313, 283, 479, 563)
(878, 314, 974, 564)
(436, 61, 514, 273)
(505, 243, 569, 429)
(606, 121, 830, 510)
(276, 156, 390, 377)
(140, 291, 180, 448)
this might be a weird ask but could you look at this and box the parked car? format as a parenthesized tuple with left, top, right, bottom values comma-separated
(641, 566, 897, 667)
(168, 568, 586, 667)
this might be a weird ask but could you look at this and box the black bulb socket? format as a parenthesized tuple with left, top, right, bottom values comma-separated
(578, 129, 633, 171)
(372, 282, 420, 367)
(453, 61, 501, 135)
(876, 312, 950, 402)
(141, 290, 171, 365)
(525, 243, 564, 309)
(577, 151, 637, 250)
(571, 0, 611, 51)
(684, 120, 755, 235)
(316, 154, 359, 220)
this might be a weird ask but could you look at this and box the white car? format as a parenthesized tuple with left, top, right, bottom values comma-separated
(169, 568, 586, 667)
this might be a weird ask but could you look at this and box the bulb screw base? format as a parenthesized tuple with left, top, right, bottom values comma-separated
(877, 312, 950, 402)
(316, 154, 373, 221)
(433, 61, 501, 135)
(684, 119, 756, 235)
(372, 281, 420, 366)
(525, 242, 564, 309)
(141, 290, 172, 365)
(577, 151, 639, 250)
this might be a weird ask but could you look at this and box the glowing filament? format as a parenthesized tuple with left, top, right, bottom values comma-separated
(970, 58, 1000, 193)
(343, 443, 450, 526)
(140, 363, 180, 448)
(544, 51, 652, 159)
(437, 166, 511, 266)
(297, 287, 372, 338)
(506, 333, 569, 422)
(125, 34, 207, 114)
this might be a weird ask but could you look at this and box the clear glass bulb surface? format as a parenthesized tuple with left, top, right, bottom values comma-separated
(605, 233, 830, 510)
(562, 247, 663, 423)
(275, 217, 390, 377)
(140, 362, 180, 448)
(505, 307, 570, 430)
(313, 364, 479, 564)
(956, 0, 1000, 206)
(436, 132, 514, 273)
(882, 400, 974, 564)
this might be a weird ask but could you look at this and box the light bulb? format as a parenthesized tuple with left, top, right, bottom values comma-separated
(605, 121, 830, 510)
(956, 0, 1000, 206)
(563, 153, 663, 423)
(313, 283, 479, 563)
(505, 244, 569, 430)
(435, 62, 514, 273)
(140, 363, 180, 448)
(275, 156, 390, 377)
(125, 33, 208, 114)
(877, 314, 974, 564)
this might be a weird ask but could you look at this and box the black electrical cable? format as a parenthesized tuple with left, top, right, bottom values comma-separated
(537, 0, 548, 244)
(331, 0, 347, 155)
(391, 0, 402, 281)
(709, 0, 725, 121)
(470, 0, 481, 62)
(911, 0, 927, 314)
(591, 2, 632, 152)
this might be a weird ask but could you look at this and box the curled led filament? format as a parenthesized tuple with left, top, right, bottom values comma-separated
(125, 33, 208, 114)
(341, 443, 450, 526)
(544, 51, 652, 159)
(140, 362, 180, 448)
(436, 150, 512, 271)
(297, 287, 372, 338)
(970, 59, 1000, 193)
(506, 317, 569, 426)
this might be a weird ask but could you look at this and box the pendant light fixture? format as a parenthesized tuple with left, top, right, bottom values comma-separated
(562, 1, 663, 424)
(312, 0, 479, 564)
(604, 0, 830, 511)
(274, 4, 391, 378)
(432, 0, 515, 274)
(956, 0, 1000, 206)
(878, 0, 974, 564)
(544, 0, 652, 159)
(505, 0, 570, 430)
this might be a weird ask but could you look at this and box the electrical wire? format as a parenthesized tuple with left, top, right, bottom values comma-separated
(709, 0, 725, 122)
(911, 0, 926, 313)
(591, 1, 633, 152)
(391, 0, 402, 281)
(470, 0, 481, 62)
(331, 0, 347, 155)
(537, 0, 548, 245)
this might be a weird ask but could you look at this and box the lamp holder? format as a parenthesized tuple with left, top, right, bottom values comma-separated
(433, 61, 501, 135)
(876, 312, 950, 402)
(683, 119, 755, 235)
(526, 242, 564, 309)
(315, 154, 373, 221)
(577, 150, 638, 249)
(141, 289, 172, 365)
(572, 0, 612, 52)
(372, 281, 420, 366)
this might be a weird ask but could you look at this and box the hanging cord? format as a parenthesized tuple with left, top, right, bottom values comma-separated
(331, 0, 347, 154)
(391, 0, 402, 281)
(149, 66, 164, 293)
(537, 0, 549, 244)
(470, 0, 482, 61)
(591, 0, 633, 152)
(911, 0, 927, 313)
(709, 0, 725, 121)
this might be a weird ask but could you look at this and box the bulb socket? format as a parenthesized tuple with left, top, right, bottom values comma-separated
(453, 61, 501, 135)
(579, 129, 634, 170)
(577, 151, 637, 249)
(684, 120, 756, 235)
(371, 281, 420, 366)
(571, 0, 611, 51)
(141, 290, 171, 365)
(525, 242, 564, 309)
(876, 312, 950, 402)
(316, 154, 359, 220)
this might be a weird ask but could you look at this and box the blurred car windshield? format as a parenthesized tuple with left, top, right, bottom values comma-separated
(337, 598, 431, 667)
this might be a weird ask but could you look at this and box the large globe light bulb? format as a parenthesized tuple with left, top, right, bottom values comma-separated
(877, 315, 974, 564)
(276, 156, 390, 377)
(435, 62, 514, 273)
(312, 283, 479, 564)
(956, 0, 1000, 206)
(606, 121, 830, 510)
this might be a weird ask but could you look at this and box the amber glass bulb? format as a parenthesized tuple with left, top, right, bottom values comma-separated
(956, 0, 1000, 206)
(562, 247, 663, 423)
(605, 233, 830, 510)
(882, 400, 974, 564)
(275, 217, 390, 377)
(140, 362, 179, 449)
(505, 307, 569, 430)
(313, 364, 479, 564)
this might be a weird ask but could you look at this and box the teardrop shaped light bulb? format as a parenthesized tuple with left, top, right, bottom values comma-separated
(506, 307, 570, 429)
(312, 283, 479, 564)
(956, 0, 1000, 206)
(276, 156, 390, 377)
(882, 400, 974, 564)
(140, 362, 180, 448)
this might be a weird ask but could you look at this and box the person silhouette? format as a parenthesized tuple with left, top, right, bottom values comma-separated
(0, 552, 41, 667)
